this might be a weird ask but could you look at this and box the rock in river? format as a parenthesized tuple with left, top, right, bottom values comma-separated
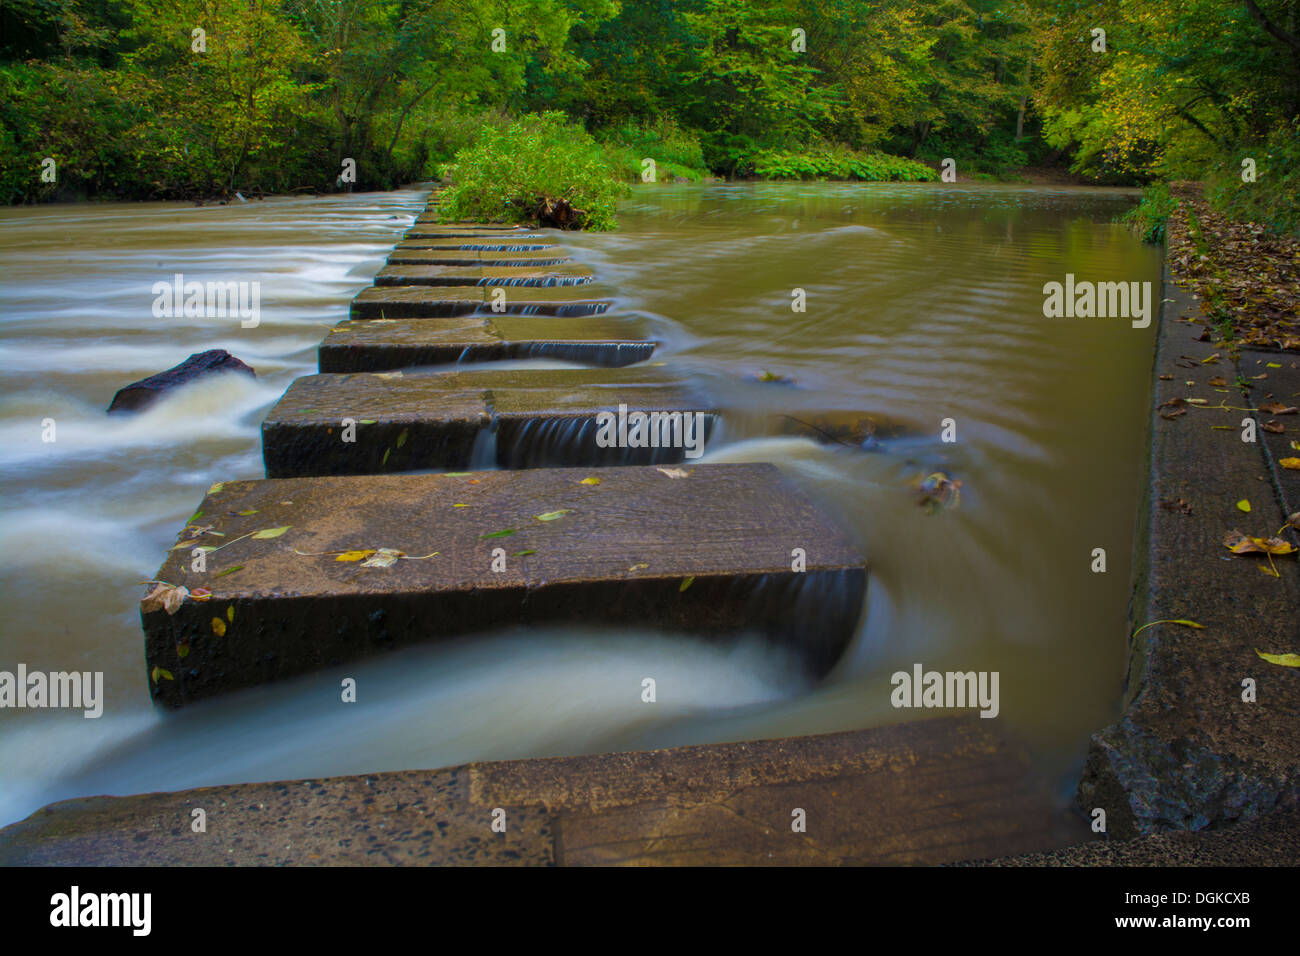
(107, 349, 256, 413)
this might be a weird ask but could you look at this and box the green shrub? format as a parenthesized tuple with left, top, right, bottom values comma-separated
(437, 112, 629, 231)
(1204, 121, 1300, 236)
(598, 118, 709, 181)
(752, 144, 938, 182)
(1122, 182, 1179, 244)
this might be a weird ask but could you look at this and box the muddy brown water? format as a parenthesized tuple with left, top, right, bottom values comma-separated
(0, 182, 1161, 829)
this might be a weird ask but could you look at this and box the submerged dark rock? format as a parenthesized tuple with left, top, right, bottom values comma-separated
(107, 349, 256, 413)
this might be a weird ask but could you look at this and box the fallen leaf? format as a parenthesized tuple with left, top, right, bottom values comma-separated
(361, 547, 404, 568)
(190, 587, 212, 601)
(1131, 619, 1205, 637)
(213, 565, 244, 578)
(170, 538, 200, 551)
(1201, 353, 1221, 364)
(1236, 499, 1251, 513)
(226, 605, 234, 623)
(1158, 397, 1187, 419)
(252, 526, 290, 539)
(1281, 458, 1300, 470)
(628, 563, 649, 572)
(335, 549, 378, 562)
(237, 509, 259, 516)
(207, 483, 224, 495)
(1263, 420, 1286, 434)
(535, 509, 572, 522)
(374, 371, 403, 380)
(511, 549, 536, 556)
(480, 529, 516, 538)
(211, 617, 226, 637)
(1255, 649, 1300, 667)
(1260, 402, 1298, 415)
(396, 428, 409, 449)
(657, 467, 691, 478)
(150, 666, 174, 684)
(913, 472, 963, 512)
(1158, 374, 1173, 381)
(177, 642, 190, 659)
(382, 448, 391, 466)
(1223, 529, 1297, 555)
(679, 576, 695, 592)
(579, 477, 601, 485)
(452, 503, 469, 508)
(1160, 498, 1193, 514)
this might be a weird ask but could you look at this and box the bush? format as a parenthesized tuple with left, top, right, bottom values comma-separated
(1204, 121, 1300, 236)
(598, 118, 709, 181)
(752, 144, 938, 182)
(1122, 182, 1179, 244)
(437, 112, 629, 231)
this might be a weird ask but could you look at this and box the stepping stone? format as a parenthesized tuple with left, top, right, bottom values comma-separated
(374, 264, 595, 288)
(405, 229, 547, 240)
(261, 367, 712, 476)
(318, 317, 655, 371)
(388, 249, 574, 267)
(396, 238, 555, 252)
(141, 463, 867, 707)
(350, 286, 612, 319)
(0, 719, 1073, 866)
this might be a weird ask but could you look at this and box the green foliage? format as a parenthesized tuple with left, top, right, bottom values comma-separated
(752, 144, 939, 182)
(1204, 122, 1300, 237)
(598, 118, 709, 181)
(1122, 183, 1179, 244)
(437, 112, 629, 231)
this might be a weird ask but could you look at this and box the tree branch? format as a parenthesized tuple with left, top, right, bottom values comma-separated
(1244, 0, 1300, 52)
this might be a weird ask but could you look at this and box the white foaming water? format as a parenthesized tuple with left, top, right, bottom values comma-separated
(0, 628, 806, 827)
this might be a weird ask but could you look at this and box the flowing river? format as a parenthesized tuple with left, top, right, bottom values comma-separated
(0, 182, 1162, 830)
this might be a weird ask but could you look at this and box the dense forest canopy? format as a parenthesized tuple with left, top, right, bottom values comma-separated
(1, 0, 1297, 228)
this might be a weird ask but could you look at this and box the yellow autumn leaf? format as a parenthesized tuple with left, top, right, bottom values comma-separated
(336, 549, 378, 562)
(580, 477, 601, 485)
(1236, 499, 1251, 513)
(1223, 529, 1297, 556)
(211, 617, 226, 637)
(1280, 458, 1300, 471)
(1254, 649, 1300, 668)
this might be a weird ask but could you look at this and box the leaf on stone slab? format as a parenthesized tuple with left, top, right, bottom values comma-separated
(1280, 458, 1300, 471)
(336, 549, 377, 562)
(1236, 499, 1251, 513)
(1263, 420, 1285, 434)
(1208, 376, 1227, 387)
(361, 547, 404, 568)
(1259, 402, 1298, 415)
(1255, 649, 1300, 668)
(535, 509, 572, 522)
(628, 563, 649, 572)
(656, 467, 691, 478)
(213, 565, 244, 578)
(1223, 529, 1297, 555)
(208, 482, 225, 495)
(479, 529, 516, 538)
(579, 477, 601, 485)
(150, 666, 174, 684)
(252, 526, 290, 539)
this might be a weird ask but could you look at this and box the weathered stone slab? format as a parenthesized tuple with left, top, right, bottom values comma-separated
(318, 317, 656, 372)
(396, 239, 555, 251)
(374, 264, 595, 288)
(405, 229, 546, 241)
(141, 463, 866, 706)
(261, 367, 712, 476)
(0, 719, 1075, 866)
(107, 350, 255, 413)
(388, 249, 573, 267)
(350, 285, 612, 319)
